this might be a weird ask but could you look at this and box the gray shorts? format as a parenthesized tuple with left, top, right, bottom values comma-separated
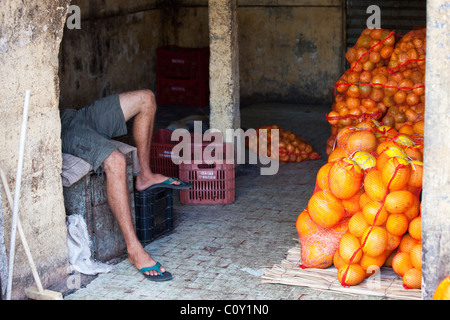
(60, 94, 127, 171)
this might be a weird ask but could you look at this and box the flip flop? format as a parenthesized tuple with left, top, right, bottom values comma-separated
(140, 262, 173, 282)
(143, 177, 192, 191)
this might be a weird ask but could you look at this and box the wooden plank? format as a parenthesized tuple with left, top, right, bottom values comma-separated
(262, 245, 422, 300)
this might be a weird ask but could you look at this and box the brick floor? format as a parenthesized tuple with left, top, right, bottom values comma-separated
(63, 103, 386, 300)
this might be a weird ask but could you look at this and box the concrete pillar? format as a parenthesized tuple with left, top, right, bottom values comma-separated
(422, 0, 450, 300)
(208, 0, 240, 142)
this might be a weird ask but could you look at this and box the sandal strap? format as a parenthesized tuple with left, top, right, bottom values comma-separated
(140, 262, 163, 276)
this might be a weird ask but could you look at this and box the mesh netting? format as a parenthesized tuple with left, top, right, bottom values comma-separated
(325, 27, 426, 155)
(296, 121, 423, 287)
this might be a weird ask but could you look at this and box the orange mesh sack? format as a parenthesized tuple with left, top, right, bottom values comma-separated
(326, 28, 397, 153)
(295, 129, 373, 268)
(381, 28, 426, 133)
(333, 124, 423, 287)
(247, 125, 321, 163)
(326, 27, 426, 155)
(296, 208, 349, 269)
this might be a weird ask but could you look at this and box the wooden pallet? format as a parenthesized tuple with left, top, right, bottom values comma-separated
(261, 245, 422, 300)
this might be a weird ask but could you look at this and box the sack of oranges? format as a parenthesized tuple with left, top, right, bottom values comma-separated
(297, 126, 377, 269)
(331, 124, 423, 287)
(326, 28, 397, 154)
(326, 27, 426, 155)
(248, 125, 321, 163)
(297, 121, 424, 288)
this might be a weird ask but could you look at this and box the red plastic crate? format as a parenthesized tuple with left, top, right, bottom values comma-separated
(156, 46, 209, 80)
(150, 129, 181, 179)
(179, 162, 235, 205)
(156, 77, 209, 107)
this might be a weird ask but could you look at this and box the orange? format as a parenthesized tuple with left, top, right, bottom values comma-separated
(346, 130, 378, 154)
(410, 243, 422, 271)
(385, 190, 414, 214)
(403, 268, 422, 289)
(336, 126, 356, 149)
(327, 111, 340, 126)
(392, 251, 413, 276)
(386, 232, 402, 251)
(376, 140, 399, 155)
(360, 252, 386, 274)
(376, 146, 407, 171)
(361, 226, 388, 257)
(408, 160, 423, 188)
(328, 146, 348, 163)
(384, 250, 396, 267)
(404, 195, 420, 221)
(342, 189, 363, 215)
(302, 242, 334, 269)
(316, 162, 333, 191)
(333, 250, 346, 270)
(399, 124, 414, 135)
(399, 233, 419, 253)
(296, 209, 321, 238)
(362, 199, 388, 226)
(364, 170, 388, 202)
(329, 159, 364, 200)
(408, 216, 422, 241)
(349, 211, 369, 238)
(339, 233, 363, 264)
(337, 263, 366, 286)
(350, 151, 377, 171)
(308, 190, 345, 228)
(386, 213, 409, 236)
(405, 147, 423, 162)
(359, 192, 371, 208)
(382, 157, 411, 190)
(333, 218, 350, 235)
(413, 120, 424, 135)
(433, 276, 450, 300)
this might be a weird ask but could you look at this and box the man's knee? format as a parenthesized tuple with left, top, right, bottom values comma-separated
(141, 89, 157, 113)
(103, 150, 127, 174)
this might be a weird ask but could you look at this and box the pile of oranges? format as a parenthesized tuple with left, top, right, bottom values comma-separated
(326, 27, 426, 155)
(248, 125, 321, 163)
(296, 120, 424, 288)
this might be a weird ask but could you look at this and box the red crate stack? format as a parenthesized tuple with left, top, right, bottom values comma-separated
(156, 46, 209, 107)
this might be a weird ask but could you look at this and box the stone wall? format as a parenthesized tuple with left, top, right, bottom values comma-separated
(59, 0, 344, 108)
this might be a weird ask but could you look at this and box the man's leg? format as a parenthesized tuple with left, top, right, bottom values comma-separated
(118, 89, 181, 191)
(103, 150, 165, 277)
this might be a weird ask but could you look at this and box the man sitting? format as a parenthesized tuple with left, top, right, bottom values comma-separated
(60, 89, 190, 281)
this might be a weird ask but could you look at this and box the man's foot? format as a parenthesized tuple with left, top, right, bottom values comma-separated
(135, 172, 181, 191)
(128, 246, 166, 277)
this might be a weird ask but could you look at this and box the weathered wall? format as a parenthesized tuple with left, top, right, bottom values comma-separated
(239, 1, 344, 105)
(0, 0, 70, 299)
(59, 0, 163, 109)
(59, 0, 344, 107)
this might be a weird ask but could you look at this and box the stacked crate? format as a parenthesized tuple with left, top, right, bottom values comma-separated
(156, 46, 209, 107)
